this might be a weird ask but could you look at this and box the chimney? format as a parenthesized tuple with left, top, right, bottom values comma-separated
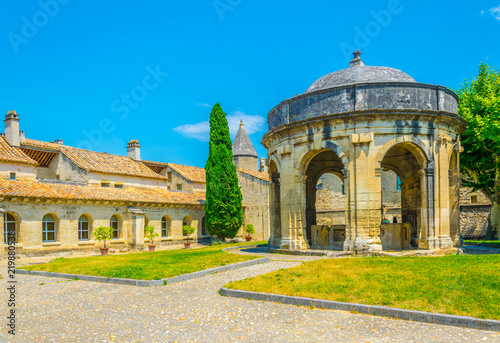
(349, 49, 365, 68)
(19, 131, 25, 143)
(127, 140, 141, 160)
(54, 139, 63, 144)
(4, 111, 20, 146)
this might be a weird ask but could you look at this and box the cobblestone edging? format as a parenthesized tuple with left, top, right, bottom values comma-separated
(15, 246, 269, 287)
(219, 288, 500, 332)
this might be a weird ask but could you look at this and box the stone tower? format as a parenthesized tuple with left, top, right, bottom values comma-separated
(232, 120, 258, 171)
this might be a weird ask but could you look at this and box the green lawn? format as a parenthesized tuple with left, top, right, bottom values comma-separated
(226, 254, 500, 320)
(465, 240, 500, 246)
(20, 241, 266, 280)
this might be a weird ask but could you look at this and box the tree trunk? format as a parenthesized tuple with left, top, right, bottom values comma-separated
(490, 202, 500, 239)
(489, 159, 500, 240)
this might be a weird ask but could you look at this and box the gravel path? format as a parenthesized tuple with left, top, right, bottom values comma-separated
(1, 260, 499, 342)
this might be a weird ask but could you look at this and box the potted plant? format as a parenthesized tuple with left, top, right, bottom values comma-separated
(94, 226, 114, 256)
(145, 225, 159, 251)
(182, 225, 195, 249)
(244, 224, 255, 242)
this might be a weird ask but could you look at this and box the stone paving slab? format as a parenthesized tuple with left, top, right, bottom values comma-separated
(1, 261, 500, 342)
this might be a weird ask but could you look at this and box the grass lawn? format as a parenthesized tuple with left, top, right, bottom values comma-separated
(465, 240, 500, 246)
(20, 241, 266, 280)
(226, 254, 500, 320)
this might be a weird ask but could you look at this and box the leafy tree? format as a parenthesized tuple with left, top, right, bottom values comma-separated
(456, 62, 500, 239)
(205, 103, 244, 240)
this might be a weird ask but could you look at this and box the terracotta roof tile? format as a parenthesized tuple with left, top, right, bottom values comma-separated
(21, 138, 63, 151)
(59, 146, 167, 180)
(0, 180, 205, 205)
(237, 168, 269, 182)
(168, 163, 206, 183)
(0, 138, 38, 165)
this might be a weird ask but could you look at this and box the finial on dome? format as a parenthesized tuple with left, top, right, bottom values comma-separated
(240, 119, 244, 126)
(350, 49, 365, 67)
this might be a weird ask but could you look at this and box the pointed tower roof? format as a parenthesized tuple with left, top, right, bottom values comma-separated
(232, 120, 258, 157)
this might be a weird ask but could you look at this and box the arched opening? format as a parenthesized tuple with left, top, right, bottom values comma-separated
(42, 214, 57, 242)
(110, 215, 120, 239)
(380, 143, 427, 249)
(200, 216, 208, 236)
(78, 215, 90, 241)
(4, 213, 18, 244)
(161, 215, 171, 238)
(269, 160, 281, 245)
(305, 149, 345, 248)
(182, 215, 192, 236)
(315, 173, 345, 226)
(381, 170, 402, 224)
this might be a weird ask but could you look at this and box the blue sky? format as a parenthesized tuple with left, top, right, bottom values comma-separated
(1, 0, 499, 168)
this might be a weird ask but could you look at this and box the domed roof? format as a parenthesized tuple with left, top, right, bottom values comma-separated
(305, 51, 416, 93)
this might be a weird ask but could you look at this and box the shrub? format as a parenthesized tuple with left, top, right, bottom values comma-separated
(93, 226, 114, 249)
(145, 225, 159, 245)
(244, 224, 255, 237)
(182, 225, 196, 240)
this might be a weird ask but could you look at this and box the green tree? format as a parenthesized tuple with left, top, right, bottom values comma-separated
(205, 103, 244, 240)
(456, 62, 500, 239)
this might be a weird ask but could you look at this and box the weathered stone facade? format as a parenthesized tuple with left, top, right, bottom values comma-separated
(264, 52, 466, 252)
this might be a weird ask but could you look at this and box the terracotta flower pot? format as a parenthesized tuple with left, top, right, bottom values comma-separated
(100, 248, 109, 256)
(184, 242, 191, 249)
(245, 237, 252, 242)
(148, 245, 156, 252)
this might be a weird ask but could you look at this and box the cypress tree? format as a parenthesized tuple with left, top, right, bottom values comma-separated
(205, 103, 244, 240)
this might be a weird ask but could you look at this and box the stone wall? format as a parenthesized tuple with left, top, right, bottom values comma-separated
(0, 162, 37, 182)
(315, 170, 402, 226)
(237, 171, 269, 240)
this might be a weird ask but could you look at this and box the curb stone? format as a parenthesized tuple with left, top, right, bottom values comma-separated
(219, 287, 500, 332)
(15, 254, 269, 287)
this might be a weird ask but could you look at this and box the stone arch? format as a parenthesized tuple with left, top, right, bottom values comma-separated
(375, 136, 432, 167)
(378, 139, 430, 248)
(269, 153, 281, 173)
(298, 141, 347, 175)
(78, 213, 94, 241)
(110, 213, 122, 239)
(303, 148, 346, 245)
(161, 215, 172, 238)
(42, 212, 59, 243)
(4, 212, 20, 244)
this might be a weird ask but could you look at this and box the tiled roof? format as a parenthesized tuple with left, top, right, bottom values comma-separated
(21, 138, 63, 151)
(0, 138, 38, 165)
(238, 168, 269, 182)
(0, 180, 205, 205)
(168, 163, 206, 183)
(60, 147, 168, 180)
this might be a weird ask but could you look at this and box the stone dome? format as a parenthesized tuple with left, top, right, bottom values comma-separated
(305, 51, 416, 93)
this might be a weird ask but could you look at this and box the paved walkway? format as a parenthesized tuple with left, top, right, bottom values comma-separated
(1, 260, 499, 342)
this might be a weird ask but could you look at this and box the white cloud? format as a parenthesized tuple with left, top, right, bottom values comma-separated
(491, 5, 500, 20)
(197, 103, 212, 108)
(481, 10, 485, 15)
(173, 111, 266, 142)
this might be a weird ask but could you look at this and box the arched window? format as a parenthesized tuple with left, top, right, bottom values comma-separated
(110, 215, 119, 239)
(161, 216, 170, 237)
(201, 216, 207, 236)
(4, 213, 16, 244)
(78, 215, 89, 241)
(42, 214, 56, 242)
